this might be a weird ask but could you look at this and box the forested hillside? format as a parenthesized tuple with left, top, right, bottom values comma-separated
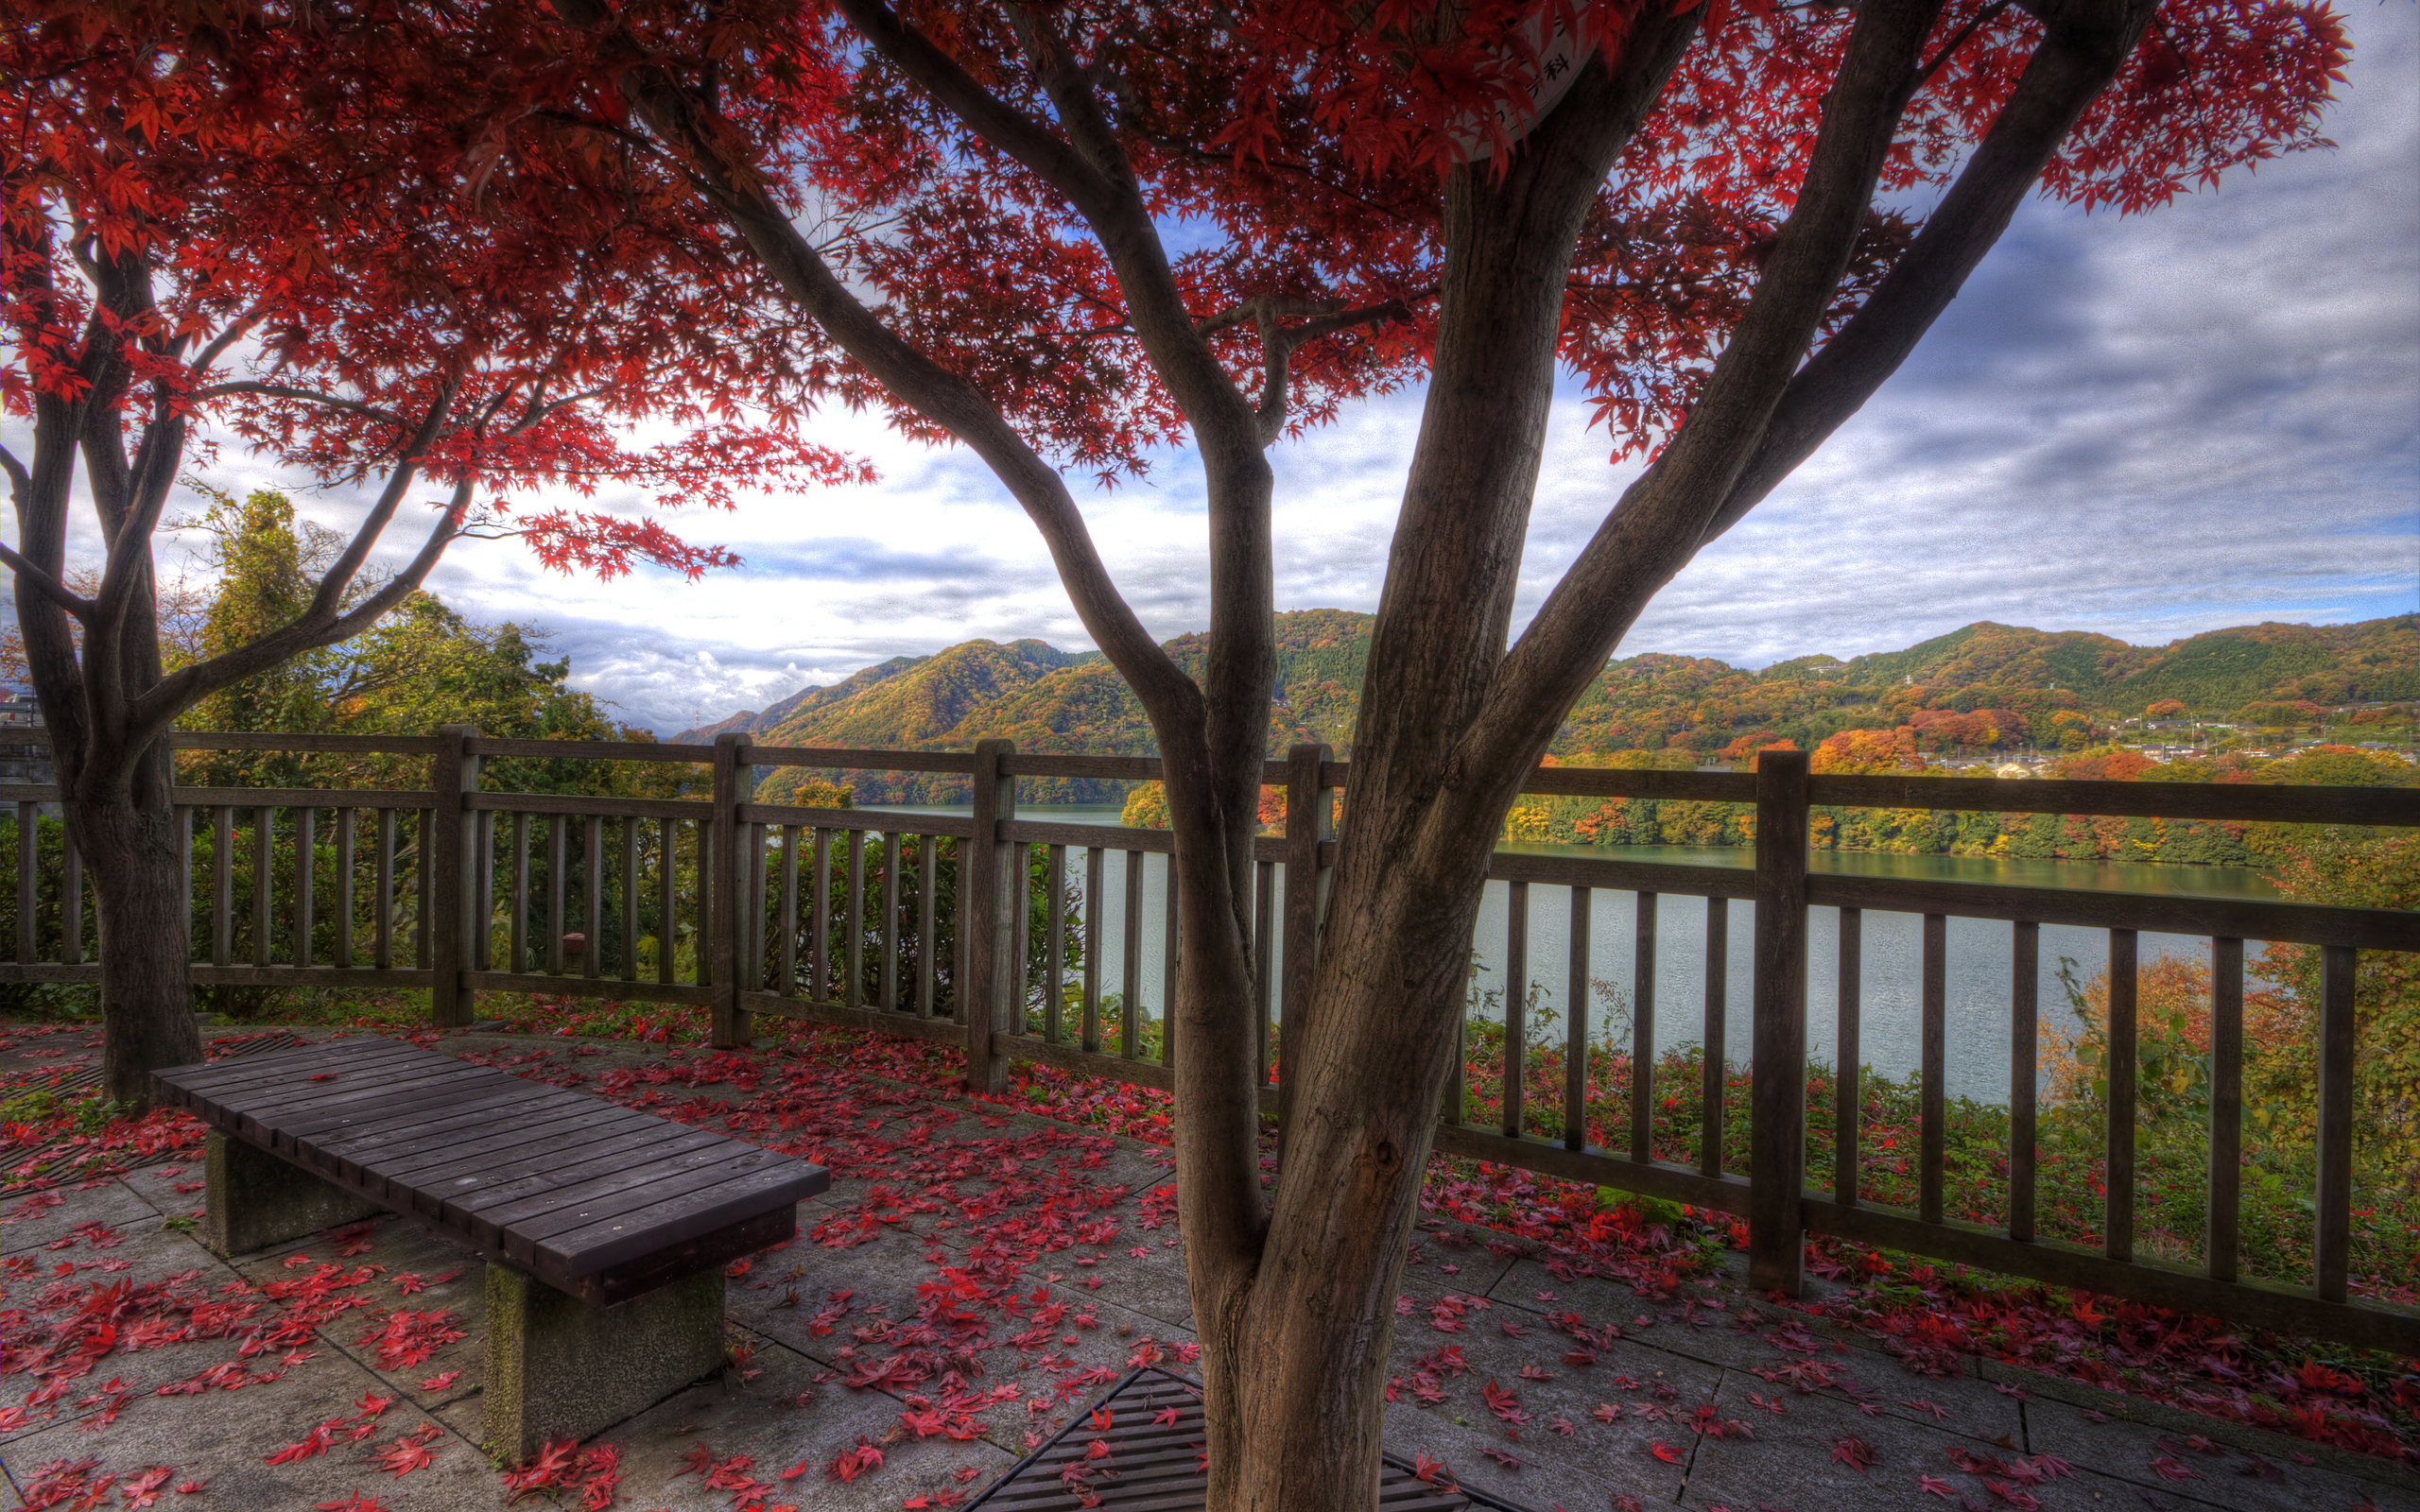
(682, 611, 2416, 804)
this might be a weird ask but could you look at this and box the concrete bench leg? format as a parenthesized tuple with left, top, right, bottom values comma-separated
(201, 1130, 387, 1257)
(482, 1263, 726, 1463)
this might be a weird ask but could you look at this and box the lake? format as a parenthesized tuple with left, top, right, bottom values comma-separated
(865, 804, 2280, 1107)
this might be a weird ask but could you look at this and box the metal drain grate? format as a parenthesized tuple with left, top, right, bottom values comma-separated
(964, 1367, 1530, 1511)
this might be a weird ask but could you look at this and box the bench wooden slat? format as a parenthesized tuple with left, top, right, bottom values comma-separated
(355, 1106, 672, 1194)
(307, 1091, 588, 1180)
(443, 1130, 737, 1242)
(530, 1160, 824, 1275)
(153, 1036, 827, 1308)
(425, 1122, 726, 1219)
(316, 1106, 676, 1211)
(268, 1068, 530, 1141)
(207, 1056, 497, 1128)
(248, 1068, 518, 1148)
(165, 1038, 432, 1099)
(475, 1140, 801, 1254)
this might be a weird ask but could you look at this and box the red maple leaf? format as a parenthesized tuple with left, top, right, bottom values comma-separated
(827, 1438, 885, 1483)
(1830, 1435, 1877, 1474)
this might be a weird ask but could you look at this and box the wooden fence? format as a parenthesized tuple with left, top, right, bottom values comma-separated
(2, 728, 2416, 1354)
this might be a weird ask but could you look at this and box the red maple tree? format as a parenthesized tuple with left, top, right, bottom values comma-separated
(404, 0, 2342, 1499)
(1, 2, 860, 1099)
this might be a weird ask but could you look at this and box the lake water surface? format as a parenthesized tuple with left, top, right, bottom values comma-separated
(867, 804, 2279, 1107)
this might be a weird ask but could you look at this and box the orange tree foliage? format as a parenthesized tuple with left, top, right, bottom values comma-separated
(2252, 833, 2420, 1183)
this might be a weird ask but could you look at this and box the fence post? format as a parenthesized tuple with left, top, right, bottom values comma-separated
(1278, 742, 1334, 1148)
(428, 724, 479, 1029)
(962, 739, 1017, 1091)
(1748, 747, 1809, 1295)
(709, 732, 757, 1048)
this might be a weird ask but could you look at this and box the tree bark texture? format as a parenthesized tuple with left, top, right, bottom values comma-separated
(72, 788, 202, 1105)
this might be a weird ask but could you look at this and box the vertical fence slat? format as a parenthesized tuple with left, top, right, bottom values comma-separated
(1630, 892, 1656, 1164)
(1835, 907, 1860, 1207)
(2104, 928, 2138, 1263)
(1082, 848, 1104, 1052)
(176, 805, 194, 965)
(1042, 843, 1065, 1040)
(1748, 748, 1809, 1295)
(429, 727, 476, 1024)
(1701, 896, 1726, 1178)
(1162, 855, 1179, 1073)
(917, 836, 939, 1019)
(744, 821, 768, 993)
(1253, 860, 1275, 1089)
(811, 828, 832, 1002)
(1920, 913, 1945, 1226)
(251, 807, 274, 968)
(2010, 920, 2039, 1243)
(1279, 743, 1333, 1142)
(214, 806, 234, 968)
(586, 815, 606, 981)
(963, 740, 1016, 1091)
(373, 808, 394, 971)
(1564, 886, 1590, 1152)
(1013, 841, 1032, 1025)
(879, 832, 901, 1009)
(778, 825, 800, 999)
(1503, 880, 1529, 1141)
(467, 810, 485, 971)
(2316, 944, 2357, 1305)
(2207, 936, 2243, 1282)
(546, 816, 567, 975)
(695, 809, 715, 993)
(292, 807, 314, 969)
(1122, 850, 1144, 1058)
(13, 801, 31, 966)
(656, 817, 677, 988)
(837, 832, 866, 1005)
(620, 818, 639, 984)
(59, 823, 80, 967)
(1445, 973, 1466, 1129)
(415, 809, 433, 970)
(508, 813, 528, 974)
(706, 732, 750, 1044)
(841, 831, 864, 1010)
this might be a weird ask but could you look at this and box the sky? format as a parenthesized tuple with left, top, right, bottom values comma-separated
(28, 2, 2420, 737)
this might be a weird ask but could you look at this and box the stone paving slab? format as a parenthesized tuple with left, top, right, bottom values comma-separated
(6, 1024, 2418, 1512)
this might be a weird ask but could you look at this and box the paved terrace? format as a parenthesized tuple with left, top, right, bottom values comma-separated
(3, 1022, 2414, 1512)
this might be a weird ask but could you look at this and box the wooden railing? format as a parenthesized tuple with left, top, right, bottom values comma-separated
(2, 729, 2415, 1353)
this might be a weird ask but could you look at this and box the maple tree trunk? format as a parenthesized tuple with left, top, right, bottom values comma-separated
(1188, 79, 1668, 1496)
(74, 789, 202, 1107)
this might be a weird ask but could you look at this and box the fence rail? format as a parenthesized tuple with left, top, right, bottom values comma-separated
(2, 727, 2415, 1354)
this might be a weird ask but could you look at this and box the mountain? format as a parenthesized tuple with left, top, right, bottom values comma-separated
(677, 612, 2416, 803)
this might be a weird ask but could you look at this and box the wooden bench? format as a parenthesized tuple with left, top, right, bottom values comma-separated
(152, 1034, 828, 1460)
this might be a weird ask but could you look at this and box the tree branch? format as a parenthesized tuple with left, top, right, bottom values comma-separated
(129, 475, 473, 743)
(1694, 0, 2157, 548)
(187, 313, 265, 379)
(1456, 0, 1952, 791)
(548, 0, 1205, 744)
(1248, 299, 1414, 445)
(826, 0, 1121, 215)
(193, 382, 411, 431)
(298, 384, 458, 627)
(0, 542, 98, 623)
